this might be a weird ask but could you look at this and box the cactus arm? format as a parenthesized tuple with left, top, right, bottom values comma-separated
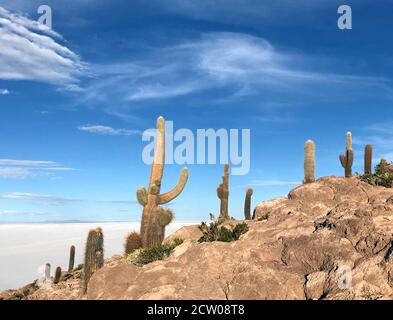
(158, 167, 189, 204)
(339, 154, 347, 168)
(148, 116, 165, 194)
(136, 187, 148, 206)
(218, 164, 229, 219)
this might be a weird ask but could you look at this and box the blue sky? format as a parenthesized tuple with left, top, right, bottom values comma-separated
(1, 0, 393, 222)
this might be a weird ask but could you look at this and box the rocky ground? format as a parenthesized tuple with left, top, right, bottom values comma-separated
(2, 176, 393, 300)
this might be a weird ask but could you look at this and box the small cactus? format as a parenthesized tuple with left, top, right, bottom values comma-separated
(304, 140, 316, 183)
(124, 232, 142, 255)
(244, 188, 253, 220)
(364, 144, 373, 174)
(68, 245, 75, 273)
(339, 132, 354, 178)
(54, 266, 62, 284)
(217, 164, 229, 220)
(83, 227, 104, 293)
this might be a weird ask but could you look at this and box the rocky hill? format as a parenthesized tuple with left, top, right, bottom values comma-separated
(2, 176, 393, 300)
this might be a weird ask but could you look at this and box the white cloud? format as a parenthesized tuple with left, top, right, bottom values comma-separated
(0, 192, 79, 204)
(83, 32, 391, 108)
(248, 180, 300, 187)
(0, 167, 35, 179)
(0, 209, 47, 216)
(77, 125, 141, 136)
(0, 88, 10, 95)
(0, 6, 85, 88)
(0, 159, 56, 167)
(0, 159, 74, 179)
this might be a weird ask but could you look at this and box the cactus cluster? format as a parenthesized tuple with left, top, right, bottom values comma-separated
(217, 164, 229, 220)
(303, 132, 375, 180)
(244, 187, 253, 220)
(339, 132, 354, 178)
(83, 227, 104, 292)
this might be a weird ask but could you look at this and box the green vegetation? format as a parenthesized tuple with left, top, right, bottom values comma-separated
(198, 221, 249, 243)
(125, 238, 183, 266)
(360, 159, 393, 188)
(258, 214, 269, 221)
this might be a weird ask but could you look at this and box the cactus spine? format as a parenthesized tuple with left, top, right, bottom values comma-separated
(137, 116, 188, 248)
(304, 140, 316, 183)
(68, 245, 75, 273)
(83, 228, 104, 292)
(217, 164, 229, 220)
(54, 266, 61, 284)
(364, 144, 373, 174)
(244, 188, 253, 220)
(339, 132, 354, 178)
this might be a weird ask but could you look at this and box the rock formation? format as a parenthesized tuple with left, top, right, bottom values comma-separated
(3, 176, 393, 300)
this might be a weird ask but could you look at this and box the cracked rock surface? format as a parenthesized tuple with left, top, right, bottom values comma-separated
(6, 177, 393, 300)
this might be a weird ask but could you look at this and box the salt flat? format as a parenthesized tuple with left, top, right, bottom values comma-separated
(0, 221, 197, 291)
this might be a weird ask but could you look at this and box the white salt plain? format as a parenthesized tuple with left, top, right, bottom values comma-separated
(0, 221, 197, 291)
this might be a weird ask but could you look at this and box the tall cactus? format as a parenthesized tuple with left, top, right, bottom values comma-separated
(244, 187, 253, 220)
(83, 228, 104, 292)
(217, 164, 229, 220)
(339, 132, 354, 178)
(54, 266, 61, 284)
(364, 144, 373, 175)
(137, 116, 188, 248)
(68, 245, 75, 273)
(304, 140, 316, 183)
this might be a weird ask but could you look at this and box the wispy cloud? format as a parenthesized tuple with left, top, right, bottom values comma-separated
(0, 209, 47, 217)
(0, 167, 35, 179)
(0, 6, 85, 89)
(82, 32, 391, 111)
(77, 125, 141, 136)
(0, 192, 80, 205)
(248, 180, 300, 187)
(97, 200, 138, 205)
(0, 159, 74, 179)
(0, 192, 138, 206)
(0, 88, 10, 95)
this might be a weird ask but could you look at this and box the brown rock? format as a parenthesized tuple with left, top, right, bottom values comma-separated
(6, 176, 393, 300)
